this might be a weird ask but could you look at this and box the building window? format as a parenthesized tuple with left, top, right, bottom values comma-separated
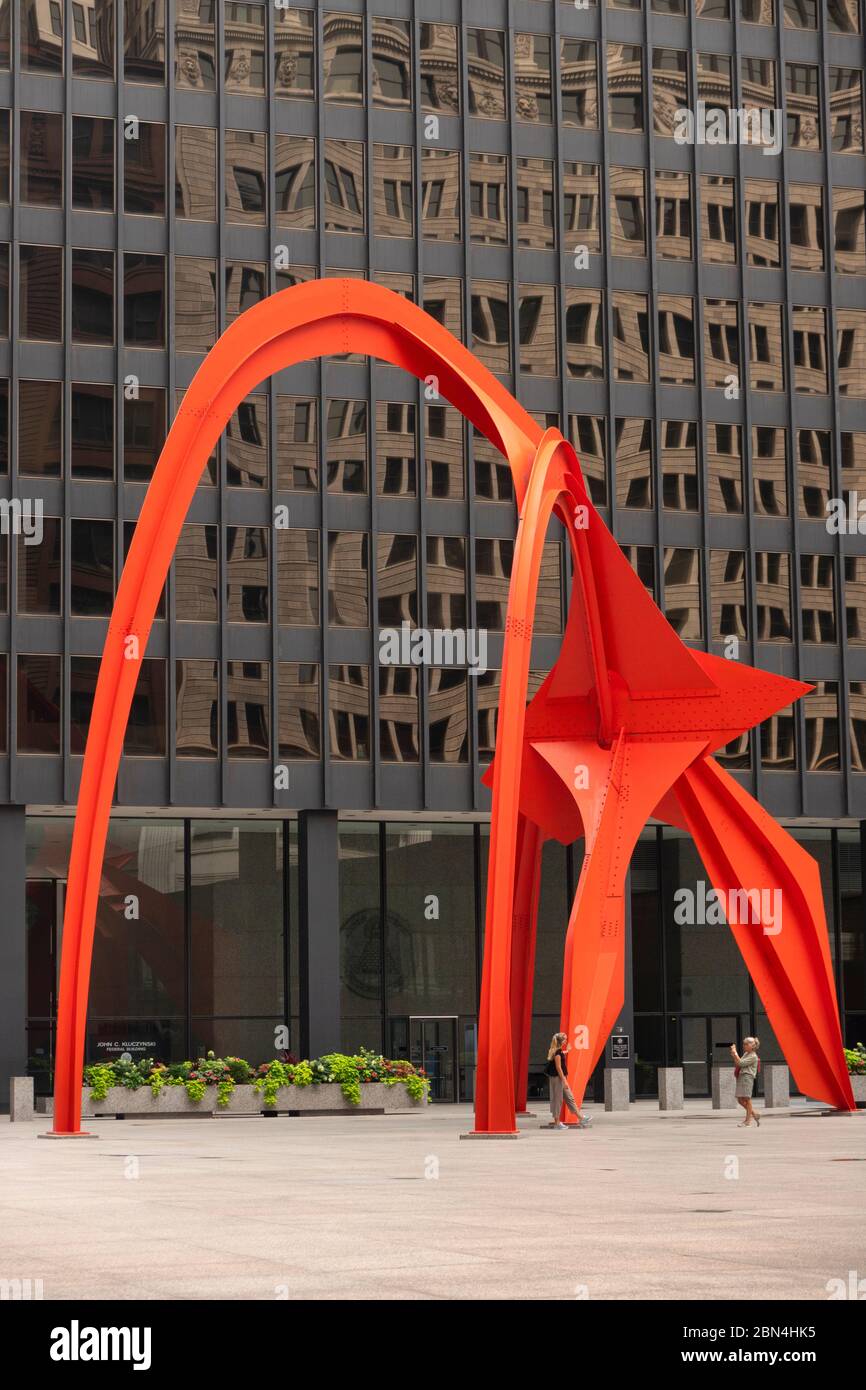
(792, 306, 828, 394)
(608, 44, 643, 132)
(520, 285, 558, 377)
(568, 415, 607, 507)
(18, 518, 62, 614)
(70, 520, 115, 617)
(20, 245, 63, 342)
(786, 63, 821, 150)
(277, 529, 319, 627)
(17, 656, 62, 753)
(830, 68, 865, 153)
(515, 32, 552, 123)
(20, 111, 63, 207)
(372, 16, 411, 108)
(701, 175, 737, 264)
(18, 381, 62, 477)
(661, 421, 699, 512)
(279, 663, 320, 759)
(797, 428, 832, 520)
(328, 532, 369, 627)
(124, 388, 166, 482)
(227, 527, 269, 624)
(226, 662, 270, 759)
(804, 682, 840, 771)
(420, 23, 459, 115)
(834, 187, 866, 274)
(563, 162, 601, 251)
(225, 130, 266, 225)
(615, 417, 653, 509)
(755, 553, 793, 640)
(124, 121, 166, 217)
(610, 168, 646, 257)
(123, 253, 165, 348)
(124, 0, 165, 84)
(704, 299, 740, 389)
(326, 399, 367, 494)
(752, 426, 788, 516)
(22, 0, 63, 73)
(612, 292, 650, 382)
(224, 1, 266, 94)
(707, 424, 744, 514)
(323, 12, 364, 103)
(470, 154, 508, 245)
(561, 40, 598, 129)
(655, 171, 692, 260)
(421, 148, 461, 242)
(800, 555, 837, 644)
(467, 28, 507, 120)
(657, 296, 695, 385)
(745, 179, 780, 267)
(174, 257, 217, 354)
(377, 534, 418, 629)
(471, 281, 511, 374)
(711, 551, 747, 643)
(175, 524, 218, 623)
(176, 660, 219, 759)
(664, 548, 702, 640)
(73, 116, 114, 211)
(328, 665, 370, 760)
(426, 404, 465, 500)
(72, 249, 114, 345)
(373, 145, 414, 239)
(426, 537, 467, 629)
(324, 140, 365, 233)
(376, 401, 416, 497)
(71, 386, 114, 483)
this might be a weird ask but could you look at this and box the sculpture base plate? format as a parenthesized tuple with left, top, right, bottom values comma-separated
(459, 1130, 520, 1140)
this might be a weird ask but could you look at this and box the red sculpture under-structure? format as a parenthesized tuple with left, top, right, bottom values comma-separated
(47, 281, 855, 1137)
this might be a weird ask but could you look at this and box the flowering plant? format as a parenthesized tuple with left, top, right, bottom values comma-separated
(85, 1048, 430, 1107)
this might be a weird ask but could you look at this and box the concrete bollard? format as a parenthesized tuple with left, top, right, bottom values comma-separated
(604, 1068, 630, 1111)
(762, 1063, 789, 1109)
(658, 1066, 684, 1111)
(711, 1065, 737, 1110)
(10, 1076, 34, 1122)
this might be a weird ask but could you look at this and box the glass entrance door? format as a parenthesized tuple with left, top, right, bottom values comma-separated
(25, 878, 65, 1094)
(680, 1015, 741, 1096)
(408, 1016, 458, 1102)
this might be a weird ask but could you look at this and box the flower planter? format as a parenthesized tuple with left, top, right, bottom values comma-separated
(37, 1081, 427, 1118)
(850, 1073, 866, 1107)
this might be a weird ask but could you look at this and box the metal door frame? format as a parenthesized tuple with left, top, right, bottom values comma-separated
(409, 1015, 459, 1104)
(678, 1012, 743, 1097)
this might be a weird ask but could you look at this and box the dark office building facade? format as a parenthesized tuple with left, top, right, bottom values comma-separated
(1, 0, 866, 1107)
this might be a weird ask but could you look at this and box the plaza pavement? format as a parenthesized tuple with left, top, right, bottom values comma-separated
(1, 1100, 863, 1301)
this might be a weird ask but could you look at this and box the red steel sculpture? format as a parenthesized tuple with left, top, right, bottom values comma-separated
(48, 281, 855, 1136)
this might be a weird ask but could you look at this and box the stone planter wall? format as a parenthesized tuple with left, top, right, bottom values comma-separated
(850, 1073, 866, 1106)
(36, 1082, 426, 1118)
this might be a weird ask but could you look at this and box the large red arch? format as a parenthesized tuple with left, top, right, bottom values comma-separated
(50, 280, 553, 1134)
(50, 279, 854, 1136)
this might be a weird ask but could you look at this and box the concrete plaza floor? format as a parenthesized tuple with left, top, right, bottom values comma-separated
(1, 1099, 863, 1301)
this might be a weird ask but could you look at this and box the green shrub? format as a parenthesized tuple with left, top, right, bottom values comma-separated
(84, 1049, 429, 1107)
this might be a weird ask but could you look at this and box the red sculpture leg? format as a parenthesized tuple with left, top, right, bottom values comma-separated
(673, 757, 856, 1111)
(509, 816, 544, 1113)
(534, 735, 708, 1113)
(474, 431, 578, 1134)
